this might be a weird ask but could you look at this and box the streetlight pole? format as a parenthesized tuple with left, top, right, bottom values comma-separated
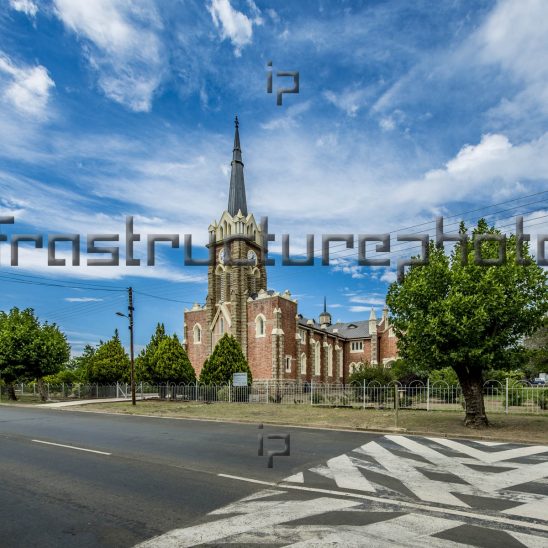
(116, 287, 136, 406)
(128, 287, 136, 406)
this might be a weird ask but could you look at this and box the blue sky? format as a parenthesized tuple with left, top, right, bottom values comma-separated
(0, 0, 547, 354)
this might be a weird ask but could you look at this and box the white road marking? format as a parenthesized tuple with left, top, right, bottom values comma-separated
(31, 439, 111, 455)
(503, 499, 548, 521)
(217, 473, 548, 533)
(284, 472, 304, 483)
(285, 514, 464, 548)
(136, 496, 360, 547)
(362, 440, 469, 506)
(325, 453, 376, 492)
(510, 530, 548, 548)
(383, 435, 548, 496)
(426, 437, 548, 464)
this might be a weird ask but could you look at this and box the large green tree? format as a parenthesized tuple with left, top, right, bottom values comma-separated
(86, 330, 130, 384)
(0, 308, 70, 401)
(152, 335, 196, 384)
(135, 323, 168, 383)
(200, 334, 252, 385)
(386, 219, 548, 428)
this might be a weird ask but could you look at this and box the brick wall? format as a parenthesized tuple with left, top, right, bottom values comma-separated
(185, 308, 209, 379)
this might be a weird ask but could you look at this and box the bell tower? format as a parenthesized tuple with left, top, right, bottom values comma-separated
(205, 117, 267, 355)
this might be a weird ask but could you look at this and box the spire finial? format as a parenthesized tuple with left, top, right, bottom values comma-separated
(323, 296, 327, 313)
(235, 115, 239, 128)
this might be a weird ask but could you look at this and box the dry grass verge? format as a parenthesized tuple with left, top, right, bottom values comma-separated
(71, 400, 548, 444)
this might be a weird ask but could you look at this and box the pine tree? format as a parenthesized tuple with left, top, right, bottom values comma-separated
(152, 335, 196, 384)
(135, 323, 168, 382)
(86, 329, 130, 384)
(199, 334, 252, 384)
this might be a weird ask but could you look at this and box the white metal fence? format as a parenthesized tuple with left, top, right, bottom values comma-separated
(2, 379, 547, 415)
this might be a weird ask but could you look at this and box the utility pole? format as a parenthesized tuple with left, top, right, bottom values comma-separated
(128, 287, 136, 405)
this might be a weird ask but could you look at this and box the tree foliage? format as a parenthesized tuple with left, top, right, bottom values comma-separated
(0, 307, 70, 400)
(200, 334, 252, 385)
(348, 362, 394, 385)
(86, 330, 130, 384)
(135, 323, 168, 382)
(386, 219, 548, 427)
(152, 335, 196, 384)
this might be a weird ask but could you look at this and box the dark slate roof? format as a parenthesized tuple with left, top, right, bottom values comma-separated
(297, 317, 371, 339)
(227, 116, 248, 217)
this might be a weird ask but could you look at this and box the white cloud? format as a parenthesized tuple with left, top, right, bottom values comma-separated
(324, 87, 370, 117)
(394, 132, 548, 207)
(9, 0, 38, 17)
(65, 297, 104, 302)
(208, 0, 256, 56)
(53, 0, 164, 111)
(0, 54, 54, 118)
(465, 0, 548, 125)
(380, 270, 397, 283)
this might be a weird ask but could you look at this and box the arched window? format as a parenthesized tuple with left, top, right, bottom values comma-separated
(314, 341, 321, 376)
(193, 324, 202, 344)
(327, 344, 333, 376)
(255, 314, 266, 337)
(300, 353, 307, 374)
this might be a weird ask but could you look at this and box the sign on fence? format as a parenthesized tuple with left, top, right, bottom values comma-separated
(233, 372, 248, 386)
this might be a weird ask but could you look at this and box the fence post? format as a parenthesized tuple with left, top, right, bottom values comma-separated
(310, 380, 313, 405)
(229, 381, 232, 403)
(395, 385, 399, 428)
(505, 377, 509, 415)
(96, 383, 99, 398)
(426, 378, 430, 411)
(363, 380, 366, 409)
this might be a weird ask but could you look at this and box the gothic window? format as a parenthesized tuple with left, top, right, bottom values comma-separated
(314, 341, 321, 376)
(327, 344, 333, 376)
(193, 324, 202, 344)
(300, 353, 307, 374)
(285, 356, 292, 373)
(255, 314, 266, 337)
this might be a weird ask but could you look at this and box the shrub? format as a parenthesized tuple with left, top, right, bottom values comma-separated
(200, 335, 252, 385)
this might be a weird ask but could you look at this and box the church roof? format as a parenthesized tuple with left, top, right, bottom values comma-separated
(298, 317, 372, 339)
(227, 116, 248, 217)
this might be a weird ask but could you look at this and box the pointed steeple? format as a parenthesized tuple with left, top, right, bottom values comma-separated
(227, 116, 248, 217)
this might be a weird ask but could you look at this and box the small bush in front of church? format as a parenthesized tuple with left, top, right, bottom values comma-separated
(199, 334, 253, 385)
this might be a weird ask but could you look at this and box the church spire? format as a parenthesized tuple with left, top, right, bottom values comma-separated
(227, 116, 248, 217)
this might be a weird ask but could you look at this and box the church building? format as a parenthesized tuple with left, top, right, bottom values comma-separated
(184, 119, 398, 382)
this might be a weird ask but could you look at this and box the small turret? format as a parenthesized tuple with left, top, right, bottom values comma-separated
(319, 297, 332, 327)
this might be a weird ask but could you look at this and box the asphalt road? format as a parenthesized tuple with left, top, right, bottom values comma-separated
(1, 406, 547, 547)
(0, 406, 379, 547)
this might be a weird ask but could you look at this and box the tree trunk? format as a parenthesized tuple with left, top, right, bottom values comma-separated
(456, 367, 488, 428)
(37, 378, 48, 402)
(7, 383, 17, 401)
